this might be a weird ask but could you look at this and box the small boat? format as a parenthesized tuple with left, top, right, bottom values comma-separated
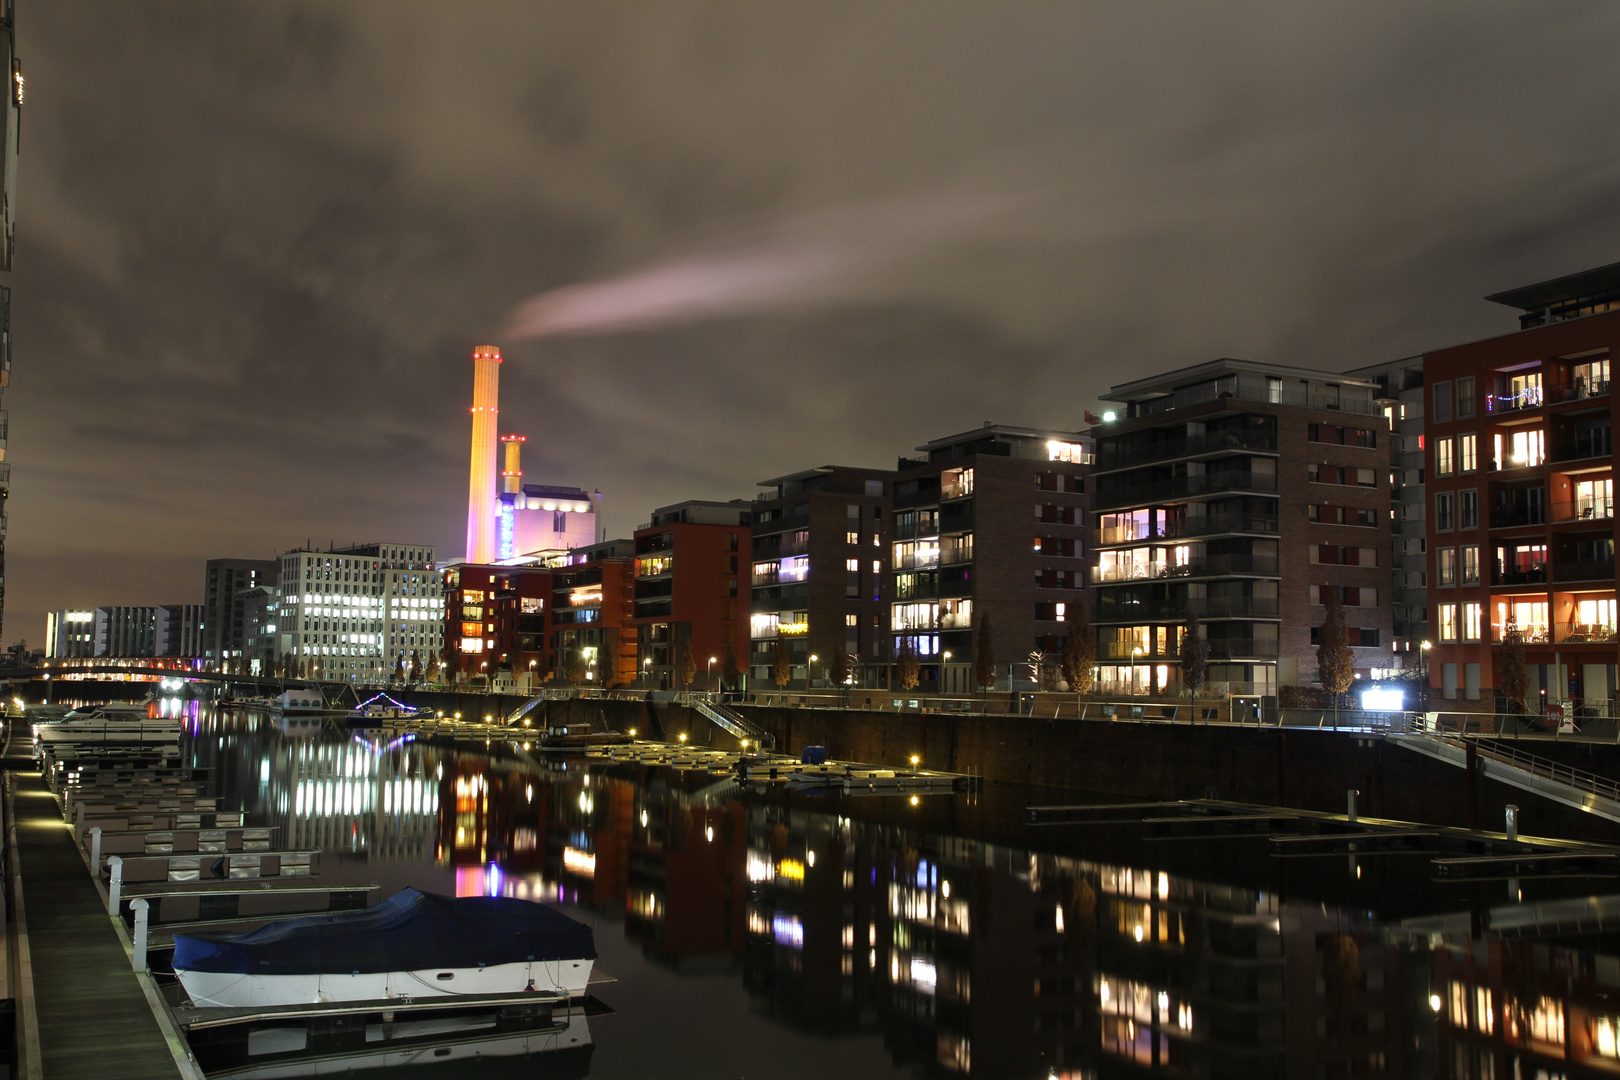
(33, 701, 179, 745)
(345, 693, 426, 724)
(540, 724, 632, 751)
(172, 887, 596, 1009)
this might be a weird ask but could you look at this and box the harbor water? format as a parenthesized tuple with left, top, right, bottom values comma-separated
(169, 701, 1620, 1078)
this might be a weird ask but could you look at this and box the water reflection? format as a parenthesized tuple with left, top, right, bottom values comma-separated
(186, 714, 1620, 1079)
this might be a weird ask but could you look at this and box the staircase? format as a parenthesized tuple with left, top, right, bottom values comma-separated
(1392, 732, 1620, 824)
(677, 693, 775, 749)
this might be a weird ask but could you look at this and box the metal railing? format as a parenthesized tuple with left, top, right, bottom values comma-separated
(1552, 559, 1615, 583)
(1425, 732, 1620, 805)
(1132, 381, 1382, 419)
(1095, 597, 1280, 621)
(1096, 472, 1278, 510)
(1091, 554, 1280, 583)
(1097, 639, 1281, 660)
(1094, 430, 1278, 473)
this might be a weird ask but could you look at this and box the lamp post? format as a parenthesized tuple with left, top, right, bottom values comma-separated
(642, 656, 652, 689)
(708, 655, 718, 693)
(941, 650, 952, 694)
(528, 659, 536, 691)
(1131, 646, 1143, 704)
(1420, 640, 1432, 708)
(809, 653, 819, 690)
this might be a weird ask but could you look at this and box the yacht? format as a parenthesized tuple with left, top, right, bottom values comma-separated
(33, 701, 178, 745)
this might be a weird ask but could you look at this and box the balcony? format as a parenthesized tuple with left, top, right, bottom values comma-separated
(1490, 506, 1546, 529)
(1095, 596, 1281, 622)
(1095, 472, 1278, 511)
(1552, 559, 1616, 583)
(1495, 567, 1547, 587)
(1498, 622, 1550, 644)
(1091, 554, 1280, 584)
(1094, 429, 1278, 473)
(1552, 380, 1610, 404)
(1557, 622, 1620, 644)
(1552, 502, 1614, 525)
(1487, 388, 1544, 415)
(1098, 639, 1281, 661)
(1130, 381, 1380, 419)
(1551, 436, 1611, 464)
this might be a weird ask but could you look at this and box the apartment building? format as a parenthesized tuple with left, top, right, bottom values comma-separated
(201, 558, 278, 667)
(1347, 356, 1430, 667)
(1090, 359, 1396, 699)
(1424, 262, 1620, 710)
(890, 424, 1091, 692)
(749, 466, 894, 689)
(548, 538, 636, 686)
(632, 500, 750, 690)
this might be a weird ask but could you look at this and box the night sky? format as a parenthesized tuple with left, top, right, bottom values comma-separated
(12, 2, 1620, 644)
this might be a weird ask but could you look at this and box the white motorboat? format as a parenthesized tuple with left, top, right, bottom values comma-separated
(271, 688, 335, 714)
(173, 888, 596, 1009)
(33, 701, 179, 745)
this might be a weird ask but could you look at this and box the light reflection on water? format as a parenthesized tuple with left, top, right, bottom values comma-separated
(177, 707, 1620, 1079)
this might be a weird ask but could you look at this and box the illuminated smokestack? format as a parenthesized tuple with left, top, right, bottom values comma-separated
(500, 435, 525, 496)
(465, 345, 502, 564)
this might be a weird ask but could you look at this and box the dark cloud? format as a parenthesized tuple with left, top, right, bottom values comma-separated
(10, 1, 1620, 640)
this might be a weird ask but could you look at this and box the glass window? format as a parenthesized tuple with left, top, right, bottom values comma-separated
(1460, 489, 1477, 530)
(1439, 604, 1458, 642)
(1459, 433, 1477, 472)
(1435, 438, 1455, 476)
(1437, 547, 1456, 586)
(1435, 492, 1454, 531)
(1460, 546, 1479, 585)
(1433, 381, 1452, 423)
(1509, 428, 1545, 468)
(1464, 603, 1483, 642)
(1457, 376, 1475, 417)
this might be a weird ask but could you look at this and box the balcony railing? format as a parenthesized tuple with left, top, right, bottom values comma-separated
(1552, 380, 1610, 403)
(1095, 596, 1281, 622)
(1557, 622, 1620, 644)
(1094, 430, 1278, 473)
(1095, 472, 1279, 510)
(1553, 502, 1615, 524)
(1098, 639, 1281, 661)
(1495, 567, 1547, 586)
(1131, 381, 1381, 419)
(1487, 388, 1544, 414)
(1091, 554, 1281, 584)
(1095, 514, 1280, 548)
(1552, 559, 1616, 583)
(1551, 437, 1611, 464)
(1490, 506, 1546, 529)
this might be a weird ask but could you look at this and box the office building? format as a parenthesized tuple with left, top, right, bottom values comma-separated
(202, 558, 278, 667)
(749, 466, 894, 689)
(1089, 359, 1396, 698)
(890, 424, 1091, 692)
(45, 609, 94, 658)
(1424, 261, 1620, 710)
(633, 500, 751, 690)
(276, 542, 441, 681)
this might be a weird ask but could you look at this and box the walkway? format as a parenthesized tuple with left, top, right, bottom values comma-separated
(6, 752, 180, 1078)
(1393, 732, 1620, 824)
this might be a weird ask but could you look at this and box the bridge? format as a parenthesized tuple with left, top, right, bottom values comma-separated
(0, 666, 345, 691)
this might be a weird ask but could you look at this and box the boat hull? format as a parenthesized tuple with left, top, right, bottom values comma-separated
(176, 958, 594, 1009)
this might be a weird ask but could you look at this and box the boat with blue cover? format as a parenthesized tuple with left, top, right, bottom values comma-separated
(172, 887, 596, 1008)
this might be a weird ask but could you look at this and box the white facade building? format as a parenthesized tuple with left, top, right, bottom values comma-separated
(277, 543, 443, 681)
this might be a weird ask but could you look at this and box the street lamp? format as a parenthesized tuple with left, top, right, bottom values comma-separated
(809, 653, 819, 690)
(528, 659, 536, 690)
(642, 656, 652, 688)
(708, 655, 718, 693)
(942, 650, 952, 694)
(1131, 646, 1143, 703)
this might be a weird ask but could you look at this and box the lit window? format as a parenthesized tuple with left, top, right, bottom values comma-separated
(1464, 603, 1483, 641)
(1459, 433, 1477, 472)
(845, 558, 859, 572)
(1438, 604, 1458, 643)
(846, 532, 859, 545)
(1435, 438, 1455, 476)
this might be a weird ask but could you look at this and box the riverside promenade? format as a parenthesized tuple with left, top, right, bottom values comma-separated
(4, 736, 182, 1078)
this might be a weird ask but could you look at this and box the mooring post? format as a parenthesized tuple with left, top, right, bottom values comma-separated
(1505, 804, 1519, 842)
(1347, 788, 1359, 823)
(131, 898, 149, 972)
(1466, 740, 1479, 831)
(89, 826, 101, 874)
(107, 855, 123, 917)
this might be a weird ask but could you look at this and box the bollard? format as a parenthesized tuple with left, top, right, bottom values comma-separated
(89, 826, 101, 875)
(1505, 804, 1519, 842)
(131, 898, 149, 972)
(1347, 788, 1360, 823)
(107, 855, 123, 917)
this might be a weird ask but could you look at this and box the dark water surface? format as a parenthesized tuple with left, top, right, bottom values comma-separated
(171, 704, 1620, 1078)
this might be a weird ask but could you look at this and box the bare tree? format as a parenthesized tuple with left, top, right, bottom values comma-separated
(896, 638, 920, 691)
(564, 651, 588, 686)
(772, 639, 792, 688)
(973, 616, 996, 692)
(675, 641, 697, 690)
(1317, 588, 1356, 727)
(1498, 624, 1530, 719)
(1181, 606, 1209, 708)
(830, 648, 850, 687)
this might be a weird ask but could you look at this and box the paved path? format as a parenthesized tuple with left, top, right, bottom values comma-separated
(8, 755, 179, 1079)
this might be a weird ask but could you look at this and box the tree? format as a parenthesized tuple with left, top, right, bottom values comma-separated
(393, 657, 406, 683)
(973, 616, 996, 691)
(830, 648, 850, 688)
(1061, 602, 1096, 696)
(675, 641, 697, 690)
(564, 652, 588, 685)
(1498, 624, 1530, 718)
(409, 650, 423, 682)
(1316, 588, 1356, 727)
(723, 645, 741, 691)
(772, 639, 792, 688)
(896, 639, 920, 691)
(1181, 605, 1209, 708)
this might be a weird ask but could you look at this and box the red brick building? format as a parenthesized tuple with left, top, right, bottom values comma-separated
(632, 500, 750, 690)
(440, 562, 552, 686)
(1424, 263, 1618, 712)
(550, 539, 637, 687)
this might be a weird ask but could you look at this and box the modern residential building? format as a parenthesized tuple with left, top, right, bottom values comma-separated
(548, 538, 636, 686)
(890, 424, 1092, 692)
(239, 586, 279, 675)
(275, 542, 441, 681)
(1346, 355, 1429, 669)
(440, 562, 553, 686)
(45, 609, 95, 658)
(202, 558, 278, 667)
(1424, 262, 1620, 711)
(749, 466, 894, 689)
(0, 6, 22, 643)
(1089, 359, 1397, 699)
(632, 500, 751, 690)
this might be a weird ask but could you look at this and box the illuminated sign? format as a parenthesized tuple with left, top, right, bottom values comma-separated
(497, 502, 515, 561)
(1360, 688, 1405, 711)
